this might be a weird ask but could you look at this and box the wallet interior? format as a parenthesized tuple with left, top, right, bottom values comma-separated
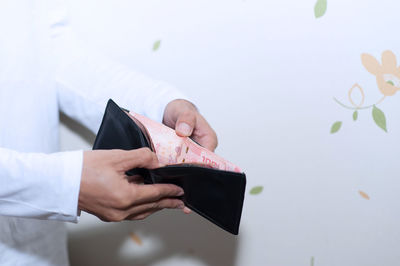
(93, 99, 246, 235)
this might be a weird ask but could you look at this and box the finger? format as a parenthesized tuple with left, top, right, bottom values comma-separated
(194, 134, 218, 151)
(125, 198, 184, 220)
(175, 111, 196, 137)
(127, 210, 156, 220)
(132, 183, 184, 205)
(129, 198, 184, 214)
(182, 207, 192, 214)
(191, 116, 218, 151)
(117, 148, 161, 171)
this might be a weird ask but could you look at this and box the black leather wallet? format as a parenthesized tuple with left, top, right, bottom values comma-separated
(93, 99, 246, 235)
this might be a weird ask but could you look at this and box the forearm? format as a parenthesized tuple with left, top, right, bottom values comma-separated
(53, 24, 187, 133)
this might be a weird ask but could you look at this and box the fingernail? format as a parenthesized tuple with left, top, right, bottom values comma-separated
(183, 207, 191, 214)
(177, 204, 185, 209)
(176, 123, 192, 136)
(178, 190, 184, 196)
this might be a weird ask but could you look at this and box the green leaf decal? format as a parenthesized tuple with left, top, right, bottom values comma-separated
(314, 0, 327, 18)
(153, 40, 161, 51)
(353, 110, 358, 121)
(330, 121, 342, 134)
(387, 80, 394, 86)
(372, 105, 387, 132)
(250, 186, 263, 195)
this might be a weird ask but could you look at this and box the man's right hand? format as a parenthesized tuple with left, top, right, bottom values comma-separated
(78, 148, 185, 221)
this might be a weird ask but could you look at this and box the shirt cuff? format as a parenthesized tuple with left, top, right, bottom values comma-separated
(0, 149, 83, 222)
(55, 150, 83, 223)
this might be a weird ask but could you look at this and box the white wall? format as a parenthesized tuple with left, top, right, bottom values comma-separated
(61, 0, 400, 265)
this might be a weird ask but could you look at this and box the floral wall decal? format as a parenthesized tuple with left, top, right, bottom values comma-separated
(332, 50, 398, 133)
(362, 50, 400, 96)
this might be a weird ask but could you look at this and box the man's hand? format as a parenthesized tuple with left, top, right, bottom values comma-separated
(163, 99, 218, 151)
(78, 148, 185, 221)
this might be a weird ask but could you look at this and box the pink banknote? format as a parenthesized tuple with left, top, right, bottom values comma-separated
(128, 111, 242, 173)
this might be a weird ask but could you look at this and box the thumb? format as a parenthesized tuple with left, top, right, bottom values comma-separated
(175, 112, 196, 137)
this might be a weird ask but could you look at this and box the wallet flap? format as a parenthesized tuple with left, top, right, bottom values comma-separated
(150, 164, 246, 235)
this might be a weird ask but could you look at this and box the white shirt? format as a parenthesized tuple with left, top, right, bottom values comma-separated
(0, 0, 185, 265)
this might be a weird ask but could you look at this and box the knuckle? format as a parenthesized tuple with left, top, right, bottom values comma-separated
(152, 188, 162, 200)
(106, 211, 124, 222)
(143, 148, 154, 160)
(111, 150, 126, 167)
(139, 147, 151, 154)
(135, 215, 145, 220)
(112, 192, 130, 209)
(151, 202, 160, 210)
(169, 199, 182, 209)
(135, 213, 149, 220)
(174, 200, 183, 208)
(182, 110, 193, 117)
(138, 148, 154, 164)
(165, 199, 176, 209)
(98, 216, 110, 222)
(183, 111, 196, 122)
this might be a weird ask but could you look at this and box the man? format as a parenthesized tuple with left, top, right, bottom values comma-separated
(0, 1, 217, 265)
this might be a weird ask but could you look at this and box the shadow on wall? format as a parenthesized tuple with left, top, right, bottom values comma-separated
(61, 113, 241, 266)
(59, 113, 96, 147)
(60, 112, 96, 150)
(68, 212, 241, 266)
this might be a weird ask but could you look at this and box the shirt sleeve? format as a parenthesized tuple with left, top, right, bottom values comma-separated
(51, 4, 188, 133)
(0, 148, 83, 222)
